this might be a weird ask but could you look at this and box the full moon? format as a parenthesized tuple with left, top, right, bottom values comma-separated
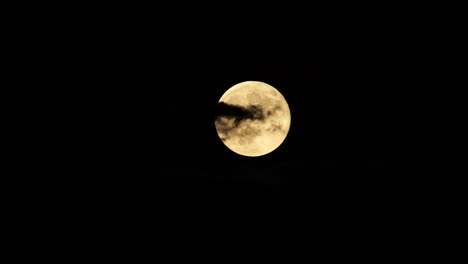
(214, 81, 291, 157)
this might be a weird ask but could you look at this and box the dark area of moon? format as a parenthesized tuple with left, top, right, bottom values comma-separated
(215, 102, 266, 133)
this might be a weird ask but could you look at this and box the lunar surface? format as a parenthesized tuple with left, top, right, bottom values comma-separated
(214, 81, 291, 157)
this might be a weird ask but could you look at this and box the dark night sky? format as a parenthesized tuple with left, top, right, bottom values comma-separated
(6, 9, 467, 235)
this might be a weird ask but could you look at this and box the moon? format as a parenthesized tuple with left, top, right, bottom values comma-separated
(214, 81, 291, 157)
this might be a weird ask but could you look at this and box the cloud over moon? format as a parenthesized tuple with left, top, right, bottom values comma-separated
(214, 102, 263, 142)
(214, 102, 285, 143)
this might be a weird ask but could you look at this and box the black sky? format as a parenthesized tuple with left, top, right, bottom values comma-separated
(6, 10, 466, 235)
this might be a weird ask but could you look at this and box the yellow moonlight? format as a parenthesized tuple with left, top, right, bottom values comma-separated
(214, 81, 291, 157)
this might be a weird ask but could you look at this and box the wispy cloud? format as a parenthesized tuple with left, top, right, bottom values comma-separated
(214, 102, 284, 143)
